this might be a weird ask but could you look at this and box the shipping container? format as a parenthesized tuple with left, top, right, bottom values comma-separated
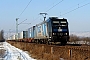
(19, 31, 28, 39)
(12, 35, 16, 40)
(18, 33, 20, 39)
(28, 26, 35, 38)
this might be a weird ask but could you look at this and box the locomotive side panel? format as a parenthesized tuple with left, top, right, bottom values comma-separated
(34, 21, 50, 44)
(46, 19, 52, 38)
(35, 21, 49, 39)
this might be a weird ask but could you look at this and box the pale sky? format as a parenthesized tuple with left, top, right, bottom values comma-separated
(0, 0, 90, 34)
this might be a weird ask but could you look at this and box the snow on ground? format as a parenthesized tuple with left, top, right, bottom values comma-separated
(0, 42, 37, 60)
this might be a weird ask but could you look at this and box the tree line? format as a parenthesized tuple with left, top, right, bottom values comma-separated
(69, 34, 90, 45)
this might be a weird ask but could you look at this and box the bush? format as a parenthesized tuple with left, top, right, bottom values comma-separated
(69, 34, 90, 44)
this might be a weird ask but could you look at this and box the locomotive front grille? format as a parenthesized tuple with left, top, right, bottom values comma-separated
(53, 33, 68, 36)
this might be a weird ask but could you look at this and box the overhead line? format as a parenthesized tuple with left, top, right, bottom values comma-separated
(59, 0, 87, 15)
(18, 19, 27, 25)
(26, 0, 64, 26)
(46, 0, 64, 12)
(31, 0, 64, 24)
(18, 0, 32, 17)
(60, 2, 90, 16)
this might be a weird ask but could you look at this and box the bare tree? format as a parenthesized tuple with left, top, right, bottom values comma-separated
(69, 34, 90, 45)
(81, 37, 90, 44)
(0, 30, 5, 42)
(69, 34, 80, 44)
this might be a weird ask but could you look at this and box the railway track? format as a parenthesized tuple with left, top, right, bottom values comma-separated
(7, 40, 90, 51)
(31, 42, 90, 51)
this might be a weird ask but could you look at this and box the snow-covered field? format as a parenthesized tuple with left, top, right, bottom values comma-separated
(0, 42, 36, 60)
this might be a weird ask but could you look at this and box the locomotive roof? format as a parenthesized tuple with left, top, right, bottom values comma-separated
(36, 17, 67, 26)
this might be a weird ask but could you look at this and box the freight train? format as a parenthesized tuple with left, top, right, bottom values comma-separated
(8, 17, 69, 45)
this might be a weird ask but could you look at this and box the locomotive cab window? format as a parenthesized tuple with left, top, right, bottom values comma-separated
(60, 21, 67, 26)
(52, 21, 59, 26)
(53, 21, 59, 23)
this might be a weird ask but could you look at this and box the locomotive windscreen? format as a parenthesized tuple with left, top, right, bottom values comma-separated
(52, 19, 68, 36)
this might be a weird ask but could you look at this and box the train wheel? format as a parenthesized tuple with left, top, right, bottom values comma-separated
(46, 41, 50, 45)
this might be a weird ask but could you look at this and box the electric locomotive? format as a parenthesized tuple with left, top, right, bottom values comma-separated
(34, 17, 69, 45)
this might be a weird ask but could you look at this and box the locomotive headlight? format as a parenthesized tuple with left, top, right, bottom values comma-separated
(53, 33, 56, 35)
(65, 33, 67, 35)
(49, 37, 51, 39)
(53, 33, 54, 35)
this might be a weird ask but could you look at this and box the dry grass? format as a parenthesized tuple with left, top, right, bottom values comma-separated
(7, 41, 90, 60)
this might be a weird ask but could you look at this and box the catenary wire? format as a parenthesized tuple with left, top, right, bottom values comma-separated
(9, 0, 32, 35)
(59, 0, 88, 16)
(31, 0, 64, 25)
(59, 2, 90, 17)
(46, 0, 64, 12)
(18, 0, 32, 17)
(42, 0, 58, 12)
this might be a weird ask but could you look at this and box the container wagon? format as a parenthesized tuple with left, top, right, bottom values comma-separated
(18, 31, 28, 42)
(27, 26, 35, 42)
